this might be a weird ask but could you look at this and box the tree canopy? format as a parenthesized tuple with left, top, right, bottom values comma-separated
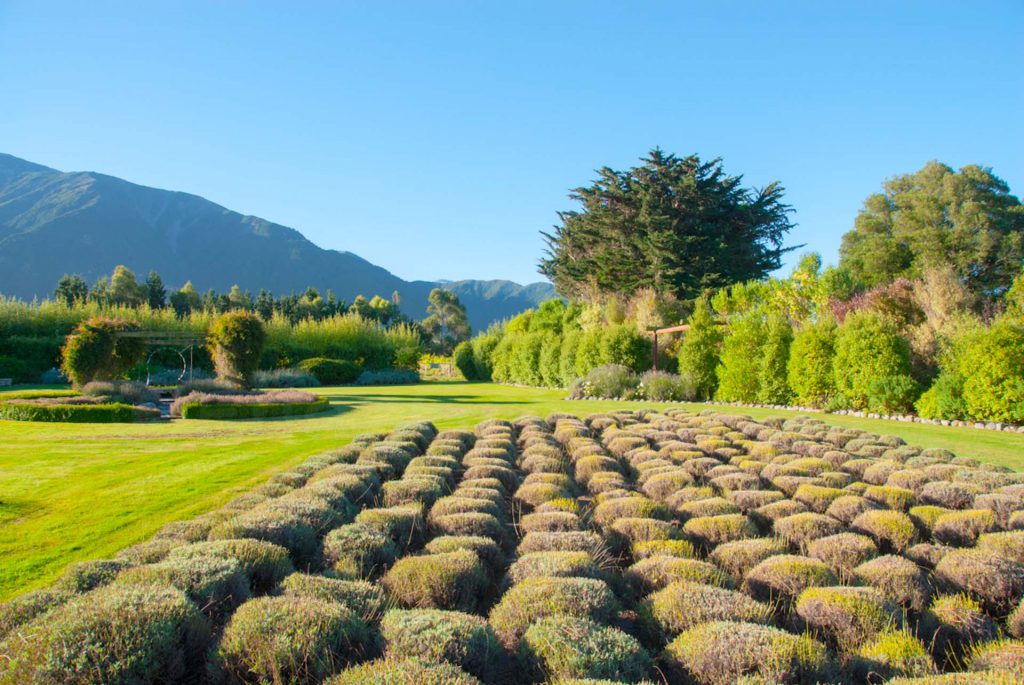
(540, 149, 795, 301)
(839, 161, 1024, 297)
(422, 288, 470, 354)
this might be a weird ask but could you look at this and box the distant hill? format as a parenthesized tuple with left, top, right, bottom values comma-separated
(0, 153, 555, 331)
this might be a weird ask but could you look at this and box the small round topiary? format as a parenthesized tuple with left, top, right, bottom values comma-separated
(851, 509, 918, 553)
(518, 615, 652, 682)
(0, 588, 69, 641)
(519, 510, 580, 533)
(664, 620, 835, 685)
(795, 585, 902, 652)
(965, 639, 1024, 676)
(430, 512, 507, 543)
(632, 539, 697, 561)
(743, 555, 838, 604)
(853, 629, 937, 681)
(676, 497, 741, 520)
(379, 608, 504, 681)
(920, 481, 976, 510)
(116, 555, 250, 620)
(730, 489, 786, 513)
(625, 555, 731, 596)
(853, 554, 933, 612)
(865, 485, 918, 512)
(54, 559, 130, 594)
(505, 551, 601, 585)
(325, 658, 483, 685)
(355, 505, 426, 550)
(382, 551, 489, 613)
(168, 539, 293, 594)
(684, 514, 759, 551)
(593, 496, 670, 528)
(806, 532, 879, 581)
(517, 531, 606, 556)
(933, 509, 998, 547)
(709, 537, 789, 582)
(215, 595, 373, 684)
(933, 548, 1024, 616)
(0, 584, 209, 683)
(425, 535, 505, 575)
(279, 572, 388, 621)
(751, 499, 810, 529)
(208, 508, 319, 568)
(825, 495, 881, 525)
(773, 512, 844, 552)
(646, 580, 773, 637)
(918, 593, 999, 667)
(488, 576, 619, 649)
(793, 484, 847, 513)
(323, 523, 400, 579)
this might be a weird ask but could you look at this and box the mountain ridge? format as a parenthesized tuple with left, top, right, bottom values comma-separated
(0, 153, 556, 331)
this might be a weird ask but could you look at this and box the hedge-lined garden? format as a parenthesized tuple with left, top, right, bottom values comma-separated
(2, 409, 1023, 683)
(455, 260, 1024, 425)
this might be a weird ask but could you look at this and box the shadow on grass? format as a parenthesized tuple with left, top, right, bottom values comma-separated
(316, 392, 528, 405)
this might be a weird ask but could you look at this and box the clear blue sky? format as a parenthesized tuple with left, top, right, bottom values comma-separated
(1, 2, 1021, 285)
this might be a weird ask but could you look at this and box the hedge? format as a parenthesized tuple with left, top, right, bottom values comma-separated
(0, 401, 161, 422)
(178, 397, 330, 419)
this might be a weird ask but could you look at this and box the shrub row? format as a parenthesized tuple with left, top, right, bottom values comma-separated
(5, 410, 1024, 684)
(0, 400, 161, 422)
(178, 396, 331, 420)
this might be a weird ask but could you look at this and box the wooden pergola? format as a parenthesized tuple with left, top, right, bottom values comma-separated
(648, 320, 724, 371)
(114, 330, 207, 384)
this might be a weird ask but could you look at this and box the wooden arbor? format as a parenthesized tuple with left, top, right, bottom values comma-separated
(114, 330, 207, 384)
(649, 320, 725, 371)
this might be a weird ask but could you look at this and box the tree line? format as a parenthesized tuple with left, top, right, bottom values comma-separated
(51, 266, 470, 354)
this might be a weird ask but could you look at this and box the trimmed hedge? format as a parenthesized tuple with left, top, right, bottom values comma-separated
(298, 357, 362, 384)
(179, 396, 330, 419)
(0, 400, 161, 422)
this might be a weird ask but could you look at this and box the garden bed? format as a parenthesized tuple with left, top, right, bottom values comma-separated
(0, 399, 160, 422)
(172, 390, 331, 420)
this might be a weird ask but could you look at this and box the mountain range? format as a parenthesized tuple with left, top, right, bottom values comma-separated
(0, 153, 555, 331)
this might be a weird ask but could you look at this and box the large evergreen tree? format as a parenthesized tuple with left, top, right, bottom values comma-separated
(145, 271, 167, 309)
(839, 161, 1024, 297)
(540, 149, 795, 300)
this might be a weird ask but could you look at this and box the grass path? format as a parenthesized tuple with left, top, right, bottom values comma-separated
(2, 381, 1022, 600)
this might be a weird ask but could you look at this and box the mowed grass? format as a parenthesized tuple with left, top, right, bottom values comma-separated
(2, 381, 1023, 600)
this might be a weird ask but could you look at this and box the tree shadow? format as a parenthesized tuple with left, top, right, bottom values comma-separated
(315, 392, 525, 405)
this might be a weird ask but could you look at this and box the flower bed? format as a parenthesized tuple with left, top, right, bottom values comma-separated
(172, 390, 330, 420)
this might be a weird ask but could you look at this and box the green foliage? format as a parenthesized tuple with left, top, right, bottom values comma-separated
(758, 312, 793, 404)
(833, 311, 915, 410)
(0, 400, 160, 422)
(207, 310, 266, 385)
(380, 609, 502, 680)
(297, 357, 362, 384)
(382, 551, 488, 612)
(178, 396, 329, 420)
(715, 312, 766, 402)
(839, 161, 1024, 297)
(452, 341, 477, 380)
(665, 620, 834, 685)
(868, 374, 921, 414)
(541, 149, 794, 301)
(956, 322, 1024, 423)
(355, 369, 420, 385)
(915, 373, 965, 421)
(0, 584, 209, 683)
(570, 364, 640, 399)
(787, 319, 837, 407)
(519, 615, 652, 681)
(538, 333, 562, 387)
(677, 295, 723, 399)
(214, 595, 372, 684)
(422, 288, 471, 354)
(598, 323, 651, 369)
(60, 316, 147, 385)
(326, 658, 484, 684)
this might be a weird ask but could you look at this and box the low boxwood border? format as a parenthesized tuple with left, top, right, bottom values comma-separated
(0, 401, 161, 423)
(179, 397, 331, 420)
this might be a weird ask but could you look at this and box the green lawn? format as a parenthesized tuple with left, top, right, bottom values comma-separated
(2, 381, 1022, 601)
